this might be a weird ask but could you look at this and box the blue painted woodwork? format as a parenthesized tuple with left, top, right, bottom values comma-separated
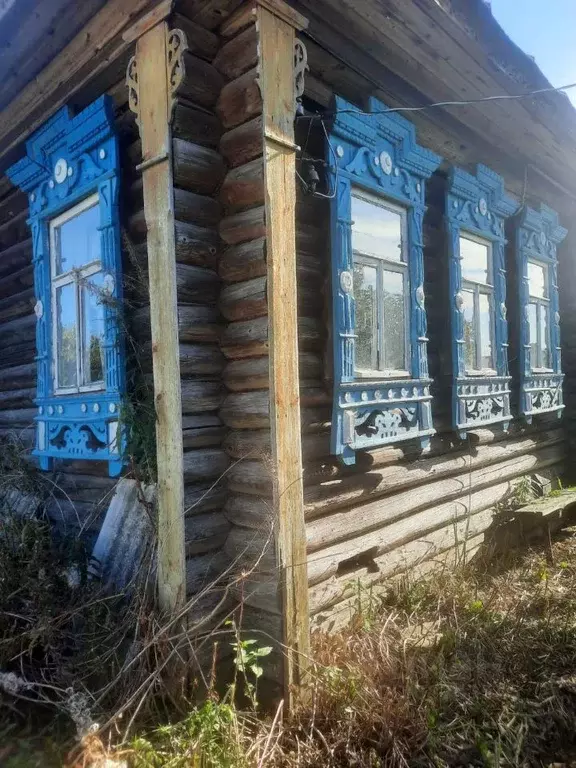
(446, 164, 519, 437)
(6, 96, 125, 477)
(516, 204, 566, 422)
(327, 96, 442, 465)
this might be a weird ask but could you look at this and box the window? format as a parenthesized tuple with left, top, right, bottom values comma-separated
(6, 96, 125, 477)
(516, 204, 566, 421)
(352, 191, 409, 376)
(446, 165, 519, 436)
(526, 260, 551, 370)
(327, 95, 441, 465)
(459, 235, 494, 373)
(51, 195, 106, 393)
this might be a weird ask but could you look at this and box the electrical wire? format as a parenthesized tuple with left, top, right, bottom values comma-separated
(296, 80, 576, 121)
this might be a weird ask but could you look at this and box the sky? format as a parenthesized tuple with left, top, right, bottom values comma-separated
(489, 0, 576, 106)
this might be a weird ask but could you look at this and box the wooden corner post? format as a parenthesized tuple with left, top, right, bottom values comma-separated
(126, 20, 188, 614)
(256, 0, 311, 696)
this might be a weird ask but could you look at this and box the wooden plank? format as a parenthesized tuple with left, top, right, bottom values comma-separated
(256, 0, 309, 699)
(133, 21, 186, 615)
(0, 0, 171, 163)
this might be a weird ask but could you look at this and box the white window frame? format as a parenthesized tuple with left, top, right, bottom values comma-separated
(460, 231, 497, 377)
(527, 257, 553, 373)
(50, 193, 105, 395)
(351, 187, 410, 379)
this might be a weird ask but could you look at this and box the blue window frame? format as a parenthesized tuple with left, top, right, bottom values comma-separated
(516, 204, 566, 421)
(327, 96, 441, 465)
(6, 96, 125, 477)
(446, 164, 519, 437)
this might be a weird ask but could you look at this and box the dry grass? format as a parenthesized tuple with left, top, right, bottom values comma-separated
(117, 526, 576, 768)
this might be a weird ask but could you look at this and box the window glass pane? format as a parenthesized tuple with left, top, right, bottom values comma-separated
(351, 193, 403, 262)
(527, 302, 538, 368)
(82, 272, 106, 386)
(540, 304, 551, 368)
(460, 236, 490, 284)
(354, 261, 378, 370)
(56, 282, 77, 389)
(462, 289, 477, 371)
(527, 261, 547, 298)
(53, 201, 100, 275)
(479, 292, 493, 369)
(382, 269, 406, 370)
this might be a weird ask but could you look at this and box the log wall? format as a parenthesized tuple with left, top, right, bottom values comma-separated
(292, 49, 569, 630)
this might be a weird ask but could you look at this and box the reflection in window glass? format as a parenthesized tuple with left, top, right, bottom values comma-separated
(540, 304, 550, 368)
(53, 202, 100, 275)
(479, 293, 493, 369)
(528, 302, 538, 368)
(528, 261, 547, 298)
(460, 236, 490, 284)
(382, 270, 405, 371)
(354, 262, 378, 371)
(82, 272, 106, 385)
(351, 193, 403, 262)
(56, 282, 77, 389)
(462, 290, 476, 371)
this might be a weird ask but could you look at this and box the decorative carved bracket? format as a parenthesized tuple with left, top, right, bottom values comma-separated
(125, 24, 188, 131)
(294, 39, 308, 114)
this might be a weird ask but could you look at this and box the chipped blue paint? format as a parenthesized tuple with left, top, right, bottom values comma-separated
(446, 164, 519, 437)
(327, 96, 441, 465)
(516, 204, 566, 422)
(6, 96, 125, 477)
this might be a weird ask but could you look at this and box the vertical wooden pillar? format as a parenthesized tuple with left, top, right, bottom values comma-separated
(126, 22, 188, 614)
(256, 0, 310, 696)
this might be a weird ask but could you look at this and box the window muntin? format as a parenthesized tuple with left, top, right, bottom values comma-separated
(527, 258, 552, 370)
(50, 194, 106, 394)
(459, 234, 495, 373)
(351, 190, 409, 376)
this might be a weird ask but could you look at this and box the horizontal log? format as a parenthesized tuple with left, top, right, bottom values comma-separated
(220, 390, 269, 429)
(173, 13, 219, 60)
(175, 220, 220, 268)
(178, 52, 224, 108)
(172, 101, 221, 148)
(218, 237, 266, 282)
(179, 343, 225, 375)
(0, 190, 27, 231)
(0, 362, 36, 391)
(219, 206, 266, 246)
(0, 408, 36, 426)
(223, 428, 329, 461)
(306, 443, 564, 559)
(219, 115, 263, 168)
(219, 156, 264, 212)
(186, 549, 229, 595)
(213, 22, 258, 79)
(305, 428, 565, 515)
(225, 493, 274, 529)
(219, 275, 266, 320)
(216, 66, 262, 130)
(0, 238, 32, 278)
(183, 447, 230, 483)
(227, 458, 273, 495)
(0, 312, 36, 346)
(307, 464, 563, 590)
(131, 261, 219, 303)
(181, 380, 225, 414)
(185, 511, 231, 556)
(219, 0, 256, 37)
(184, 480, 228, 515)
(132, 305, 220, 343)
(183, 423, 227, 449)
(220, 316, 321, 359)
(223, 352, 322, 392)
(0, 289, 34, 323)
(0, 427, 34, 449)
(173, 138, 226, 194)
(174, 187, 222, 227)
(0, 264, 33, 299)
(0, 387, 35, 409)
(224, 519, 276, 572)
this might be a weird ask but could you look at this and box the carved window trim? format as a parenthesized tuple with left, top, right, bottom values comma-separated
(6, 96, 125, 477)
(327, 95, 441, 465)
(515, 204, 566, 422)
(446, 164, 519, 437)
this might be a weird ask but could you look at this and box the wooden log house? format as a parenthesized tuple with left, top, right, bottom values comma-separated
(1, 0, 576, 698)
